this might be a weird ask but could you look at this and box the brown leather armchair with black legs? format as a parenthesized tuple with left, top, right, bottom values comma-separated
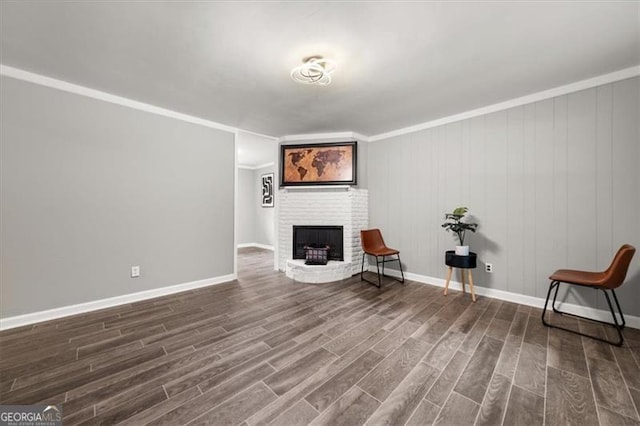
(541, 244, 636, 346)
(360, 229, 405, 288)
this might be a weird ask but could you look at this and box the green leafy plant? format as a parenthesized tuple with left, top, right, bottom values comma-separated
(441, 207, 478, 246)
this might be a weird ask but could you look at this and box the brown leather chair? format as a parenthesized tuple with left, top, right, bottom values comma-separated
(360, 229, 405, 288)
(542, 244, 636, 346)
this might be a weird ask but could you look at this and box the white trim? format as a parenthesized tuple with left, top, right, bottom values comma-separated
(237, 242, 274, 251)
(237, 130, 279, 141)
(4, 64, 637, 145)
(233, 131, 239, 279)
(368, 66, 640, 142)
(4, 64, 635, 146)
(0, 274, 236, 330)
(369, 266, 640, 329)
(351, 132, 370, 142)
(253, 162, 275, 170)
(279, 132, 370, 142)
(0, 64, 281, 140)
(237, 162, 275, 171)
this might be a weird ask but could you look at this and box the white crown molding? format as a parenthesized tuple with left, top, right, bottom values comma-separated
(3, 64, 637, 145)
(368, 65, 640, 142)
(0, 273, 237, 330)
(370, 266, 640, 329)
(5, 64, 635, 146)
(279, 131, 370, 142)
(236, 129, 279, 141)
(0, 64, 281, 140)
(351, 132, 370, 142)
(254, 162, 275, 170)
(237, 162, 275, 170)
(272, 66, 639, 143)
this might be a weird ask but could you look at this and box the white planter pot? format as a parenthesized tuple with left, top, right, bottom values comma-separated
(455, 245, 470, 256)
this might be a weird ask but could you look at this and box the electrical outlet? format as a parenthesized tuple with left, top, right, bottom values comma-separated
(131, 266, 140, 278)
(485, 263, 493, 273)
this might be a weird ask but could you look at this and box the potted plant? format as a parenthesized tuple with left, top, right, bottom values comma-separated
(442, 207, 478, 256)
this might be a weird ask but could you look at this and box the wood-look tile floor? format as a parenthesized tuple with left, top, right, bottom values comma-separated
(1, 247, 640, 425)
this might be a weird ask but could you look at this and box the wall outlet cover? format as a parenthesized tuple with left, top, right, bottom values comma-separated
(131, 266, 140, 278)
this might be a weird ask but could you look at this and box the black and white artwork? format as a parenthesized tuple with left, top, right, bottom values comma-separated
(261, 173, 274, 207)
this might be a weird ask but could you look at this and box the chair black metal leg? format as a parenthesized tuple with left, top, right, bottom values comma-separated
(378, 254, 404, 284)
(360, 252, 404, 289)
(541, 280, 625, 346)
(397, 254, 405, 284)
(361, 253, 379, 288)
(551, 280, 561, 313)
(610, 289, 626, 328)
(602, 290, 624, 346)
(541, 280, 558, 327)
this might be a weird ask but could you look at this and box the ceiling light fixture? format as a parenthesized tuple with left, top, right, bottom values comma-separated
(290, 56, 336, 86)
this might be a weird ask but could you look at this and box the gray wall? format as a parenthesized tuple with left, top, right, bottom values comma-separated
(368, 77, 640, 316)
(254, 164, 275, 247)
(237, 168, 256, 245)
(1, 76, 235, 318)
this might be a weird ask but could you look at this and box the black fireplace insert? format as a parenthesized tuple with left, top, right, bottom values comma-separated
(293, 225, 344, 261)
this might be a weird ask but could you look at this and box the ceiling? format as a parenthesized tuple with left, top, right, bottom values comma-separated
(1, 2, 638, 139)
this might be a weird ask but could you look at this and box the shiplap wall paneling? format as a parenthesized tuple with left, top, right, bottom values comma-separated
(507, 107, 525, 296)
(552, 95, 570, 287)
(387, 134, 405, 258)
(533, 99, 555, 300)
(595, 85, 614, 274)
(400, 133, 417, 269)
(425, 129, 440, 275)
(484, 111, 509, 291)
(611, 78, 639, 314)
(566, 89, 598, 308)
(367, 77, 639, 316)
(415, 132, 430, 274)
(522, 104, 537, 297)
(467, 116, 488, 285)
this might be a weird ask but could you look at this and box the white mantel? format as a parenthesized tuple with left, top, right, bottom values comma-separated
(277, 187, 368, 283)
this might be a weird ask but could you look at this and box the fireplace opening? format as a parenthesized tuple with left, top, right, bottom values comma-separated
(293, 226, 344, 262)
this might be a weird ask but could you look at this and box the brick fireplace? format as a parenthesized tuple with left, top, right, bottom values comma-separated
(278, 187, 368, 283)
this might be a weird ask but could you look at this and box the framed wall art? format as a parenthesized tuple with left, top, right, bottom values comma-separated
(280, 141, 357, 186)
(261, 173, 274, 207)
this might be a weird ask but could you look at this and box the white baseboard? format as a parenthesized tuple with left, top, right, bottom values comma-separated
(0, 273, 237, 331)
(238, 243, 274, 251)
(5, 266, 636, 332)
(368, 266, 640, 329)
